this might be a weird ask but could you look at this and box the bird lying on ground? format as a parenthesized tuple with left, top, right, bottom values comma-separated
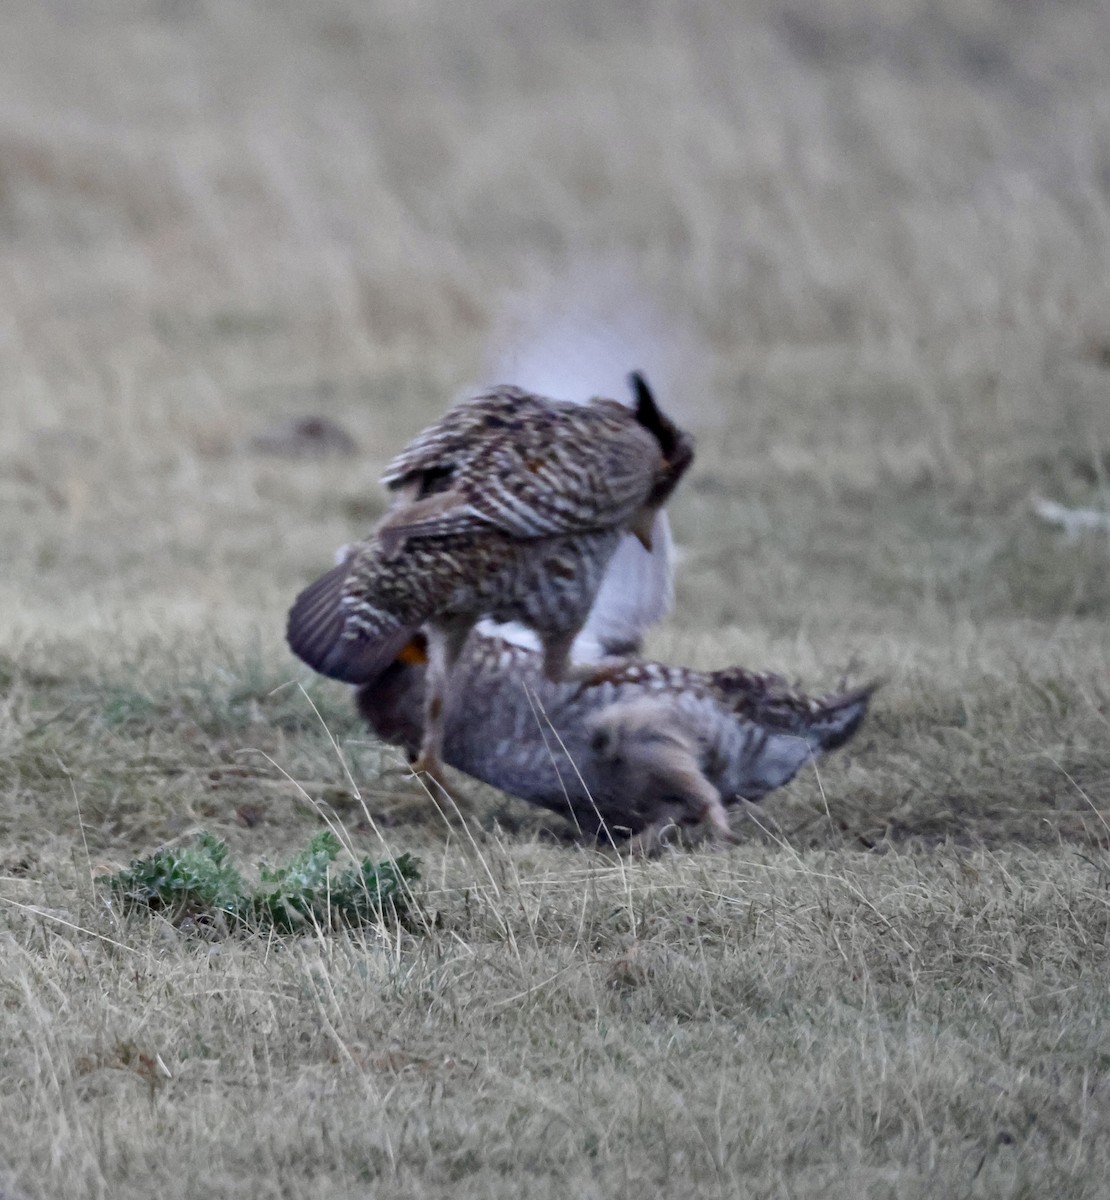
(355, 630, 875, 850)
(286, 373, 694, 789)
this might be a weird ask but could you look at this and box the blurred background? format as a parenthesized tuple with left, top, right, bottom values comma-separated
(5, 12, 1110, 1190)
(3, 1, 1110, 845)
(0, 0, 1104, 868)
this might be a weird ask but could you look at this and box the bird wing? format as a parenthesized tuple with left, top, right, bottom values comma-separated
(381, 400, 660, 544)
(380, 389, 531, 492)
(374, 489, 491, 557)
(452, 434, 657, 540)
(286, 560, 419, 684)
(706, 667, 877, 749)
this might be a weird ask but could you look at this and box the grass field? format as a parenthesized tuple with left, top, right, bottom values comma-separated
(4, 0, 1110, 1196)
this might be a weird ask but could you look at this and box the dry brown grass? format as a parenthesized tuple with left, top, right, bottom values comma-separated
(4, 0, 1110, 1196)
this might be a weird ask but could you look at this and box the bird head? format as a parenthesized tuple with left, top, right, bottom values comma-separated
(353, 634, 428, 756)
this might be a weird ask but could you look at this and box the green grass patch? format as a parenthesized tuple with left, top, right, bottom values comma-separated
(103, 831, 421, 934)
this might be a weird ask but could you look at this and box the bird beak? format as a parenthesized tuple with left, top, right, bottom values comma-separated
(632, 510, 655, 551)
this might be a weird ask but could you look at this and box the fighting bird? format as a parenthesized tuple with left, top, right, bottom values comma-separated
(286, 373, 694, 785)
(355, 631, 875, 850)
(352, 423, 872, 848)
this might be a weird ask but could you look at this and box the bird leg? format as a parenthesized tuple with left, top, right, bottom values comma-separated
(679, 767, 737, 846)
(562, 656, 632, 691)
(411, 617, 472, 787)
(538, 630, 578, 683)
(540, 630, 629, 690)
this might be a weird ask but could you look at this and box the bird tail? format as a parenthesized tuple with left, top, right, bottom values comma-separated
(704, 672, 878, 800)
(286, 560, 419, 685)
(730, 684, 876, 800)
(628, 372, 695, 490)
(805, 683, 877, 754)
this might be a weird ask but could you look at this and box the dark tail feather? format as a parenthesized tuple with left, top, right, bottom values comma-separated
(709, 667, 878, 756)
(286, 562, 417, 685)
(628, 371, 675, 456)
(628, 370, 695, 502)
(729, 681, 878, 801)
(811, 682, 879, 753)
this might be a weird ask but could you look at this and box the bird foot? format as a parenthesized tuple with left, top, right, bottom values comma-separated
(702, 798, 738, 846)
(622, 805, 737, 857)
(562, 656, 629, 694)
(408, 754, 452, 796)
(622, 820, 679, 857)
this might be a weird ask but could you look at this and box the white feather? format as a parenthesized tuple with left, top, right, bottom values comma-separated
(477, 285, 681, 660)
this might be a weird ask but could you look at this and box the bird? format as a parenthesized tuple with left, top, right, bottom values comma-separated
(286, 372, 694, 786)
(354, 630, 875, 850)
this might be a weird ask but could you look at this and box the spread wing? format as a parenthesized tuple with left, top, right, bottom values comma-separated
(286, 560, 419, 684)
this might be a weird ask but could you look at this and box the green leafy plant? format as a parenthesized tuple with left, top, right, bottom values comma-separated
(251, 831, 420, 932)
(104, 832, 245, 924)
(104, 831, 420, 935)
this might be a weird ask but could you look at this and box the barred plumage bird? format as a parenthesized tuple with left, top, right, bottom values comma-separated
(286, 373, 694, 784)
(356, 632, 874, 849)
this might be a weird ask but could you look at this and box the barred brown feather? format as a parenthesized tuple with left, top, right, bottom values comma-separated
(356, 631, 875, 846)
(287, 374, 694, 781)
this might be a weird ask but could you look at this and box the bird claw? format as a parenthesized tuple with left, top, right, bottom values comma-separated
(704, 799, 737, 844)
(565, 657, 629, 696)
(622, 808, 737, 857)
(408, 754, 452, 796)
